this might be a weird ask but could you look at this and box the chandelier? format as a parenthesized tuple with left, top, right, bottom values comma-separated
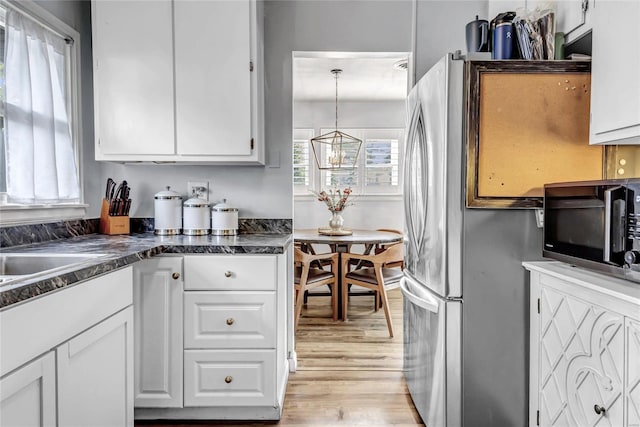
(310, 69, 362, 170)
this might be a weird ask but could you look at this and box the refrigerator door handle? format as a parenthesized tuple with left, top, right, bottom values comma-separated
(400, 276, 439, 313)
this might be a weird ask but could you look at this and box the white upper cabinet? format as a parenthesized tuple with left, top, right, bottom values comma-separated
(92, 0, 265, 163)
(92, 0, 175, 156)
(555, 0, 588, 40)
(589, 0, 640, 145)
(175, 1, 252, 157)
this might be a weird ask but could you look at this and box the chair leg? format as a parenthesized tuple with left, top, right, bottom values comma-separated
(378, 285, 394, 337)
(303, 289, 309, 304)
(342, 279, 349, 321)
(294, 285, 306, 331)
(330, 282, 338, 321)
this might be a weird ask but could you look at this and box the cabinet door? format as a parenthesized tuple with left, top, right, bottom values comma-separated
(174, 0, 253, 157)
(590, 0, 640, 145)
(92, 0, 175, 156)
(627, 318, 640, 427)
(555, 0, 586, 36)
(539, 286, 624, 426)
(0, 352, 56, 427)
(57, 307, 134, 427)
(133, 257, 183, 408)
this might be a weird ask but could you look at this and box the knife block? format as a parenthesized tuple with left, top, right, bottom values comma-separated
(99, 198, 130, 235)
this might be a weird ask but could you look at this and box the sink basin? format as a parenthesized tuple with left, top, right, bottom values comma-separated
(0, 253, 109, 285)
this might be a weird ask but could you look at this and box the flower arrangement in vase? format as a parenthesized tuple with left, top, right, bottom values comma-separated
(310, 187, 353, 231)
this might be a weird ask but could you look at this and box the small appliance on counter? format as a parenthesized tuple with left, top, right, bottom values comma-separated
(100, 178, 131, 235)
(211, 199, 238, 236)
(544, 178, 640, 283)
(154, 186, 182, 235)
(183, 189, 210, 236)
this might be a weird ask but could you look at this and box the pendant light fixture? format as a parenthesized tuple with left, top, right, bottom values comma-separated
(310, 69, 362, 170)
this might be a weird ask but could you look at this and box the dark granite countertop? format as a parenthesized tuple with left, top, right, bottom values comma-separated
(0, 232, 292, 309)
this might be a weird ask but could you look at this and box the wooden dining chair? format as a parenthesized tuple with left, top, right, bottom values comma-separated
(294, 247, 339, 331)
(374, 229, 404, 269)
(340, 243, 404, 337)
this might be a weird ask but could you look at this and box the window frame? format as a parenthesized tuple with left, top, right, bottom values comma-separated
(0, 0, 86, 225)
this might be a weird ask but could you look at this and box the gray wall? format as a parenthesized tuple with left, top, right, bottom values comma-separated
(35, 0, 487, 219)
(415, 0, 488, 79)
(35, 0, 415, 219)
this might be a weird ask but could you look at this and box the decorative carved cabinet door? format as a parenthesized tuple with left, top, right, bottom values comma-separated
(627, 319, 640, 427)
(539, 286, 625, 426)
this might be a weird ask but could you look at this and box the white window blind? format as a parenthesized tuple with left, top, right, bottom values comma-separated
(293, 128, 314, 193)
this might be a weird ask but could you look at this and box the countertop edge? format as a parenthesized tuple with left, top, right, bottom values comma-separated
(0, 233, 292, 309)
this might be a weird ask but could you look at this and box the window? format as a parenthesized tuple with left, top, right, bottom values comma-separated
(293, 129, 314, 194)
(0, 1, 84, 223)
(319, 128, 404, 195)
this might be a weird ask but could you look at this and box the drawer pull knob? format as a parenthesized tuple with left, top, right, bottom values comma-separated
(226, 318, 235, 326)
(225, 376, 233, 384)
(224, 271, 232, 278)
(594, 404, 606, 415)
(172, 272, 180, 280)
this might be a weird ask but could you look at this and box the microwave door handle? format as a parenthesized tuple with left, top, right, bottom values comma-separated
(604, 186, 623, 263)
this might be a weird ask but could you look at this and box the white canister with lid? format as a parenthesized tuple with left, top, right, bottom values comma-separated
(211, 199, 238, 236)
(183, 193, 210, 236)
(154, 186, 182, 235)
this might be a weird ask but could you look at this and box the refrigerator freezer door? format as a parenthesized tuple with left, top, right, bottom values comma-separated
(401, 274, 461, 427)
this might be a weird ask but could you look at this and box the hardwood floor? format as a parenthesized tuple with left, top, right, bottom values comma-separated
(137, 288, 424, 427)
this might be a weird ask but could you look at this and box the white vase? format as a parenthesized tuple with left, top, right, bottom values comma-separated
(329, 211, 344, 231)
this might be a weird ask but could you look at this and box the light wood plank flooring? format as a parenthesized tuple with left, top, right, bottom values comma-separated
(137, 288, 424, 426)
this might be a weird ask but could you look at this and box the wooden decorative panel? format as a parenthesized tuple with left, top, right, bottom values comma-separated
(466, 61, 604, 208)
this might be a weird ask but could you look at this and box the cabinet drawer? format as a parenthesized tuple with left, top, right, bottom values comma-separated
(184, 292, 276, 349)
(184, 255, 276, 290)
(184, 350, 275, 407)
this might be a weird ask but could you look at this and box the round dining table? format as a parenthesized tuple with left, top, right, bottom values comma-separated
(293, 228, 403, 253)
(293, 229, 404, 319)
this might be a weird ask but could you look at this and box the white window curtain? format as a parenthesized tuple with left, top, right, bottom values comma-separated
(4, 9, 79, 204)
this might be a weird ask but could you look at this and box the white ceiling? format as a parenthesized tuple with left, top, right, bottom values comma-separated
(293, 55, 409, 102)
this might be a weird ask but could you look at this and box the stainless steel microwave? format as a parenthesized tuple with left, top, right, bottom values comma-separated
(543, 179, 640, 283)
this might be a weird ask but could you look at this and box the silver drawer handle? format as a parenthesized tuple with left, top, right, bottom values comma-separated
(226, 318, 235, 326)
(172, 272, 180, 280)
(224, 271, 232, 278)
(225, 376, 233, 384)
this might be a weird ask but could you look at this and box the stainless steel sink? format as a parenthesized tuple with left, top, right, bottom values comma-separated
(0, 253, 109, 286)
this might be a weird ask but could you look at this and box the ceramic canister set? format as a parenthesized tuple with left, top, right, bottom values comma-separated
(153, 186, 238, 236)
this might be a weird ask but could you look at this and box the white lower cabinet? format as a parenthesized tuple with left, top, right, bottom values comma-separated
(184, 350, 276, 407)
(184, 291, 276, 349)
(133, 256, 183, 408)
(0, 352, 56, 427)
(0, 267, 134, 427)
(525, 262, 640, 427)
(57, 307, 134, 427)
(135, 252, 291, 421)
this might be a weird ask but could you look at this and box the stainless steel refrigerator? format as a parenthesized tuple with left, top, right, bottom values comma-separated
(400, 53, 543, 427)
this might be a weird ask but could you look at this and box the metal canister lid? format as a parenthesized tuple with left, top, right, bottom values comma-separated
(211, 198, 238, 212)
(184, 196, 210, 208)
(155, 186, 182, 200)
